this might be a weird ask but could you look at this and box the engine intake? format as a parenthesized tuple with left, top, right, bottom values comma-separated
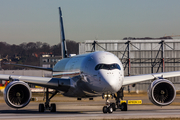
(148, 79, 176, 106)
(4, 81, 32, 108)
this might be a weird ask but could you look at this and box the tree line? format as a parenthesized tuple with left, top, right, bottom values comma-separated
(0, 40, 79, 69)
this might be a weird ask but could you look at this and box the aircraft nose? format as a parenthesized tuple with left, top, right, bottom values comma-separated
(101, 71, 122, 92)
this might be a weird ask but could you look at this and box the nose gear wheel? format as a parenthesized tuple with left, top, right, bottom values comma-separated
(102, 88, 128, 113)
(102, 93, 116, 113)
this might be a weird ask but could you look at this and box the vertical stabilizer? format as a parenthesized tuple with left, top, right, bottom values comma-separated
(59, 7, 67, 58)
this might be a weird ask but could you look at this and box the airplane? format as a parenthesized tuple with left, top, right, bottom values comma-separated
(0, 7, 179, 113)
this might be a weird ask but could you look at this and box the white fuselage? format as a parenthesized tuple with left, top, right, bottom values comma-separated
(53, 51, 124, 97)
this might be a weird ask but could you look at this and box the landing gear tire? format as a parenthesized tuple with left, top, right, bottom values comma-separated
(50, 103, 56, 112)
(39, 88, 58, 112)
(102, 93, 116, 113)
(121, 102, 127, 111)
(103, 106, 108, 113)
(111, 103, 116, 111)
(108, 106, 113, 113)
(39, 104, 45, 112)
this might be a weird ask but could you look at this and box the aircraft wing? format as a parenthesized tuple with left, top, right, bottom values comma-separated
(4, 63, 53, 71)
(0, 74, 71, 91)
(123, 71, 180, 86)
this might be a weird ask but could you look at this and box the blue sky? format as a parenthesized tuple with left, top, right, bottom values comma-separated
(1, 0, 180, 45)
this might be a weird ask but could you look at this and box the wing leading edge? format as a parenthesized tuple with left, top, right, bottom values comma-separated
(4, 63, 53, 71)
(123, 71, 180, 86)
(0, 74, 71, 91)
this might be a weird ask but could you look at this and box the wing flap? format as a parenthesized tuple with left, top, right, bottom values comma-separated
(123, 71, 180, 86)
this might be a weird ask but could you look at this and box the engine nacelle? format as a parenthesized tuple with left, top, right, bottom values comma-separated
(148, 79, 176, 106)
(4, 81, 32, 108)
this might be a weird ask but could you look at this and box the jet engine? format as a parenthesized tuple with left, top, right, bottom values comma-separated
(148, 79, 176, 106)
(4, 81, 32, 108)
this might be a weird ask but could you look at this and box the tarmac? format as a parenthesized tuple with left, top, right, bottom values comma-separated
(0, 94, 180, 120)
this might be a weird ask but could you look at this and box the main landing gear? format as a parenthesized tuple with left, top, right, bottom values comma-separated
(39, 88, 58, 112)
(115, 88, 127, 111)
(102, 88, 127, 113)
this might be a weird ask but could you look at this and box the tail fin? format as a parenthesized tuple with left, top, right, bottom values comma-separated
(59, 7, 67, 58)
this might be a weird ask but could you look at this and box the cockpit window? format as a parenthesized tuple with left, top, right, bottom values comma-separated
(95, 63, 121, 70)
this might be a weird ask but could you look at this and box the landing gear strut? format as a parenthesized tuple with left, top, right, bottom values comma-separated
(102, 93, 115, 113)
(39, 88, 58, 112)
(102, 88, 128, 113)
(114, 87, 127, 111)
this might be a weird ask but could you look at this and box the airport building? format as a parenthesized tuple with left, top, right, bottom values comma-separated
(40, 55, 61, 68)
(79, 39, 180, 92)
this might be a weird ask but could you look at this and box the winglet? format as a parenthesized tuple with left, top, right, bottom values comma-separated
(59, 7, 67, 58)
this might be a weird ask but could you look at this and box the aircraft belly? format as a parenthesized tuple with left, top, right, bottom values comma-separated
(61, 76, 99, 97)
(87, 75, 103, 92)
(62, 81, 99, 97)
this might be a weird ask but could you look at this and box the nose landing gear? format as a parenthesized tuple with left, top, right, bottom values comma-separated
(102, 93, 115, 113)
(102, 100, 114, 113)
(102, 88, 127, 113)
